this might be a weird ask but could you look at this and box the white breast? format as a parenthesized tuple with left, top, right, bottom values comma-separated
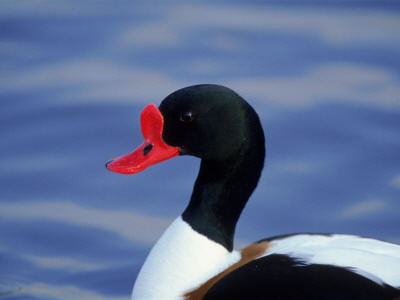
(263, 234, 400, 287)
(131, 216, 241, 300)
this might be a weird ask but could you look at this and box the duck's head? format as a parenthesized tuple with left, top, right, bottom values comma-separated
(106, 84, 265, 174)
(106, 84, 265, 250)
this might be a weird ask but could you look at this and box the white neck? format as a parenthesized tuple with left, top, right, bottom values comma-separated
(131, 216, 241, 300)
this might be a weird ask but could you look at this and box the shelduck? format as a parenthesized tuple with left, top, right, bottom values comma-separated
(106, 84, 400, 300)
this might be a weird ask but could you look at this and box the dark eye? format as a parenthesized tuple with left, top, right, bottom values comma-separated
(180, 111, 195, 122)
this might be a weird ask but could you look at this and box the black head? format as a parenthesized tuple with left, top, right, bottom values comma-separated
(159, 84, 265, 165)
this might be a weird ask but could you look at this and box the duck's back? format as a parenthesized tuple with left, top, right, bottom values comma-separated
(202, 234, 400, 300)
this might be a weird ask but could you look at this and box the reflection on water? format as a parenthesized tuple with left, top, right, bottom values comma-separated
(1, 1, 400, 299)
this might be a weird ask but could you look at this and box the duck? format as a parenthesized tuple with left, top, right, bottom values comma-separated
(106, 84, 400, 300)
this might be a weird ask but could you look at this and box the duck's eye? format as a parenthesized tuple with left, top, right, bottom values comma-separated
(180, 111, 195, 122)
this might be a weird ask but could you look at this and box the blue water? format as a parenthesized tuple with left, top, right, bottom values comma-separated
(1, 1, 400, 299)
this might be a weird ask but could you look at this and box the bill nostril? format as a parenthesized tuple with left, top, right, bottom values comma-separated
(143, 144, 154, 156)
